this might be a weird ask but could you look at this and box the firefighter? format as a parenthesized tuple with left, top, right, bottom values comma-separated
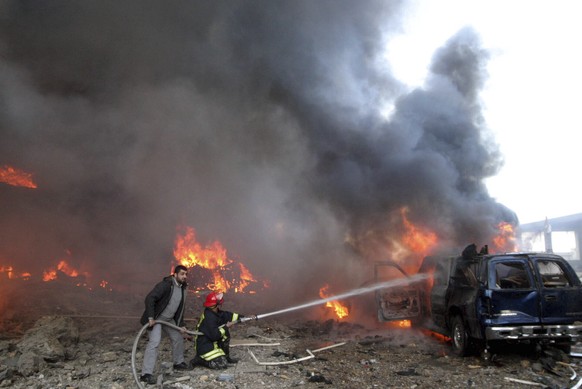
(190, 291, 256, 369)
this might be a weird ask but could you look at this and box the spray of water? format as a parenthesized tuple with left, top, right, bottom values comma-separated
(245, 273, 430, 321)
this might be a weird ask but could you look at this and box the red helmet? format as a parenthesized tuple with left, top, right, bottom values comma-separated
(204, 292, 224, 307)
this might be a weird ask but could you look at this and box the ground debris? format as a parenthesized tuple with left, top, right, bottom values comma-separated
(3, 315, 582, 388)
(307, 372, 332, 384)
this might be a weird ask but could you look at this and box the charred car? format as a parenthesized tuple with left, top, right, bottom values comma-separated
(376, 246, 582, 356)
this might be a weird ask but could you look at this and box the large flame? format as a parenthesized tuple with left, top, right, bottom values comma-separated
(492, 222, 517, 253)
(401, 207, 438, 257)
(0, 165, 37, 188)
(173, 225, 262, 293)
(173, 226, 232, 291)
(319, 284, 349, 319)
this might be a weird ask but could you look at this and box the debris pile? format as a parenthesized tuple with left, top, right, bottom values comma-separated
(2, 316, 582, 388)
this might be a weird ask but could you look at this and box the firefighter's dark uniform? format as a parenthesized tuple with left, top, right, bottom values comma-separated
(191, 307, 239, 369)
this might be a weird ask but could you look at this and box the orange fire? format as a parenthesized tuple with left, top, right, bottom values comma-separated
(398, 320, 411, 328)
(174, 226, 232, 292)
(1, 253, 112, 291)
(382, 320, 413, 329)
(492, 222, 517, 253)
(0, 266, 14, 279)
(173, 225, 262, 293)
(319, 284, 349, 319)
(0, 266, 32, 280)
(42, 269, 57, 282)
(42, 260, 88, 281)
(0, 165, 37, 188)
(236, 263, 256, 293)
(401, 207, 438, 257)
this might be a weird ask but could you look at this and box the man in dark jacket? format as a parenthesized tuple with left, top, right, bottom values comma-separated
(190, 291, 255, 369)
(139, 265, 189, 384)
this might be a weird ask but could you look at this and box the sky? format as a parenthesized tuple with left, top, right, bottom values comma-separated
(386, 0, 582, 224)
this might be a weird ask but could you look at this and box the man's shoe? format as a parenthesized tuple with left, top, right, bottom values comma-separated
(173, 362, 190, 370)
(226, 356, 239, 364)
(140, 374, 156, 384)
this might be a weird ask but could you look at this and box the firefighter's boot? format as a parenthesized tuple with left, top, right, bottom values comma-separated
(222, 340, 238, 364)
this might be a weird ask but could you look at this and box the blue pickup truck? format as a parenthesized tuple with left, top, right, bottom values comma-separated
(376, 246, 582, 356)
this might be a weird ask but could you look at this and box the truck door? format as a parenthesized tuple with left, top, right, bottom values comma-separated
(486, 259, 541, 325)
(533, 257, 582, 324)
(374, 261, 422, 322)
(429, 258, 453, 329)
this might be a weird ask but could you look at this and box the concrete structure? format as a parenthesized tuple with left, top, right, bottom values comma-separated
(519, 213, 582, 264)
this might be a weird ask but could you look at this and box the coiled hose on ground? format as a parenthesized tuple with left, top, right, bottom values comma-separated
(131, 321, 203, 389)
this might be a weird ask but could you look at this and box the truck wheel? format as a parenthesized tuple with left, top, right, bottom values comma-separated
(451, 315, 470, 356)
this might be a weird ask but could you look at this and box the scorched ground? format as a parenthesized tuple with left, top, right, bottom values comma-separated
(1, 298, 581, 389)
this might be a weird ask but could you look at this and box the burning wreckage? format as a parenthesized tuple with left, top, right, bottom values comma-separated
(375, 244, 582, 357)
(4, 165, 582, 388)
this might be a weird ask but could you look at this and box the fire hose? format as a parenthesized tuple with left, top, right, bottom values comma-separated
(131, 318, 255, 389)
(131, 276, 429, 387)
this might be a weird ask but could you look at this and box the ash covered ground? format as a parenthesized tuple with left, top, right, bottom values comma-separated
(2, 287, 582, 389)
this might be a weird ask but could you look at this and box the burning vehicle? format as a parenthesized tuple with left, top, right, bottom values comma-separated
(376, 244, 582, 356)
(375, 260, 421, 323)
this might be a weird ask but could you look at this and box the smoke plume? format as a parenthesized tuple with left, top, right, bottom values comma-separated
(0, 2, 515, 300)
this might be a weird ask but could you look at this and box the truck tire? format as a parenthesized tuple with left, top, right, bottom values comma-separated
(451, 315, 470, 356)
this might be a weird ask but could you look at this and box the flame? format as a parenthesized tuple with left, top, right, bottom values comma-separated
(42, 259, 88, 281)
(398, 320, 411, 328)
(57, 260, 79, 277)
(421, 328, 451, 343)
(1, 266, 33, 280)
(173, 225, 262, 293)
(0, 165, 37, 188)
(42, 269, 57, 282)
(237, 263, 256, 293)
(492, 222, 517, 253)
(0, 266, 14, 279)
(319, 284, 349, 319)
(1, 254, 112, 291)
(401, 207, 437, 257)
(381, 320, 413, 330)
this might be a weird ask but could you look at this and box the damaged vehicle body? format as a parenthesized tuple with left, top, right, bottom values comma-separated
(376, 246, 582, 356)
(375, 261, 422, 323)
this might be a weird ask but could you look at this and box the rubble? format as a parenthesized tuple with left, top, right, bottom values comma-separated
(3, 315, 582, 388)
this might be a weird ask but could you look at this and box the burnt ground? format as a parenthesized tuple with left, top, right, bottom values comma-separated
(2, 313, 582, 389)
(1, 282, 582, 388)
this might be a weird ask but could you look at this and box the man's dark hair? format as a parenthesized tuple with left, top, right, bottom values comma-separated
(174, 265, 188, 274)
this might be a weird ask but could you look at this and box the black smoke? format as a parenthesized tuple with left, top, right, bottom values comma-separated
(0, 1, 515, 299)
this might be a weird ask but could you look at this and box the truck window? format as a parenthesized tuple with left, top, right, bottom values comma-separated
(494, 262, 531, 289)
(537, 260, 572, 288)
